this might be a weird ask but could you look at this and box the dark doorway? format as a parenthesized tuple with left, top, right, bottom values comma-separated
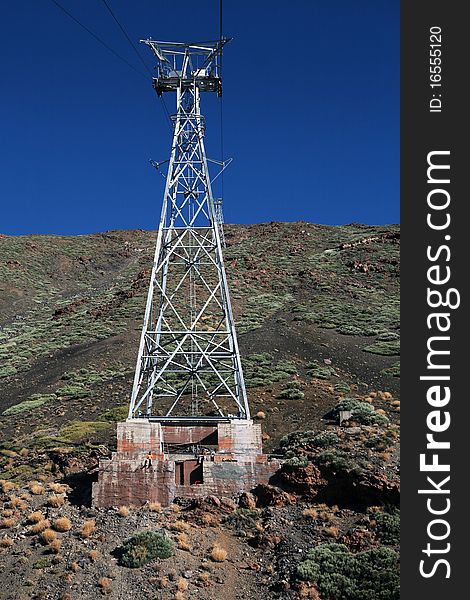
(190, 463, 203, 485)
(175, 462, 185, 485)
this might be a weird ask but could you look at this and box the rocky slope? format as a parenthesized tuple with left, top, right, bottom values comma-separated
(0, 222, 400, 599)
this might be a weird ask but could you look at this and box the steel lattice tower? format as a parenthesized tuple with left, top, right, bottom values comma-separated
(128, 39, 250, 422)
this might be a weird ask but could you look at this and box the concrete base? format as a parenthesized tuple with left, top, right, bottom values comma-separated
(92, 419, 281, 507)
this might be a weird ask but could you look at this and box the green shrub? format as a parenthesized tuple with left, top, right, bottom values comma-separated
(297, 543, 399, 600)
(376, 332, 400, 342)
(280, 430, 340, 451)
(55, 385, 90, 399)
(317, 450, 363, 477)
(242, 353, 297, 388)
(284, 455, 309, 469)
(381, 362, 400, 377)
(277, 387, 305, 400)
(334, 381, 351, 394)
(225, 509, 261, 535)
(306, 362, 337, 380)
(120, 531, 173, 567)
(333, 399, 389, 426)
(33, 558, 52, 570)
(2, 393, 58, 416)
(58, 420, 111, 442)
(337, 324, 378, 336)
(363, 340, 400, 356)
(0, 366, 17, 379)
(283, 381, 302, 389)
(375, 510, 400, 545)
(98, 406, 129, 422)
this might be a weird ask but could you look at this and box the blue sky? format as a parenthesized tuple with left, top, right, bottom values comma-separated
(0, 1, 399, 235)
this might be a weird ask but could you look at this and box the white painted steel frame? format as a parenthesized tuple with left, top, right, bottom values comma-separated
(128, 40, 249, 421)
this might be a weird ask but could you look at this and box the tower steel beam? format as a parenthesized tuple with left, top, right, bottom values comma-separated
(128, 39, 249, 421)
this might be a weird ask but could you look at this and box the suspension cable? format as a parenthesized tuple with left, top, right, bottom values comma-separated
(48, 0, 172, 130)
(48, 0, 148, 80)
(98, 0, 173, 131)
(219, 0, 225, 201)
(100, 0, 153, 76)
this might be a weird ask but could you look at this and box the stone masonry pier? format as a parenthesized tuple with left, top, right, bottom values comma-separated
(92, 419, 281, 507)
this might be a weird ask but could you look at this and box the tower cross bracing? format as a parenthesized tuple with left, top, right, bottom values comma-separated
(128, 39, 250, 422)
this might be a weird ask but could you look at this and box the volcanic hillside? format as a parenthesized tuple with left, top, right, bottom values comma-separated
(0, 222, 400, 600)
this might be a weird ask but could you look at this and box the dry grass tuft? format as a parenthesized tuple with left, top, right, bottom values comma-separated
(0, 536, 13, 548)
(302, 507, 318, 519)
(170, 504, 181, 513)
(176, 578, 188, 592)
(200, 513, 218, 527)
(4, 459, 14, 471)
(71, 561, 79, 572)
(49, 538, 62, 553)
(48, 494, 65, 508)
(29, 483, 45, 495)
(98, 577, 111, 595)
(19, 448, 29, 457)
(80, 520, 96, 538)
(48, 482, 67, 494)
(30, 519, 50, 534)
(118, 505, 129, 517)
(2, 509, 14, 518)
(0, 517, 17, 529)
(0, 480, 16, 493)
(41, 528, 57, 544)
(176, 532, 191, 551)
(148, 502, 162, 513)
(210, 544, 228, 562)
(255, 411, 266, 420)
(53, 517, 72, 532)
(198, 571, 210, 585)
(89, 549, 99, 561)
(157, 576, 169, 589)
(171, 520, 190, 532)
(9, 495, 25, 508)
(324, 526, 339, 538)
(298, 582, 322, 599)
(27, 511, 45, 524)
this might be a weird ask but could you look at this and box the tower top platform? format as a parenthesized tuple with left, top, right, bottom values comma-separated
(141, 38, 230, 96)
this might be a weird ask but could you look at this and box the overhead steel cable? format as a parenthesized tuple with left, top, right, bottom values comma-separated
(219, 0, 225, 200)
(48, 0, 172, 130)
(99, 0, 153, 77)
(48, 0, 148, 80)
(98, 0, 173, 130)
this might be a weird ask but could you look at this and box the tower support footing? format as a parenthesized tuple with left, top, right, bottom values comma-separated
(92, 419, 281, 507)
